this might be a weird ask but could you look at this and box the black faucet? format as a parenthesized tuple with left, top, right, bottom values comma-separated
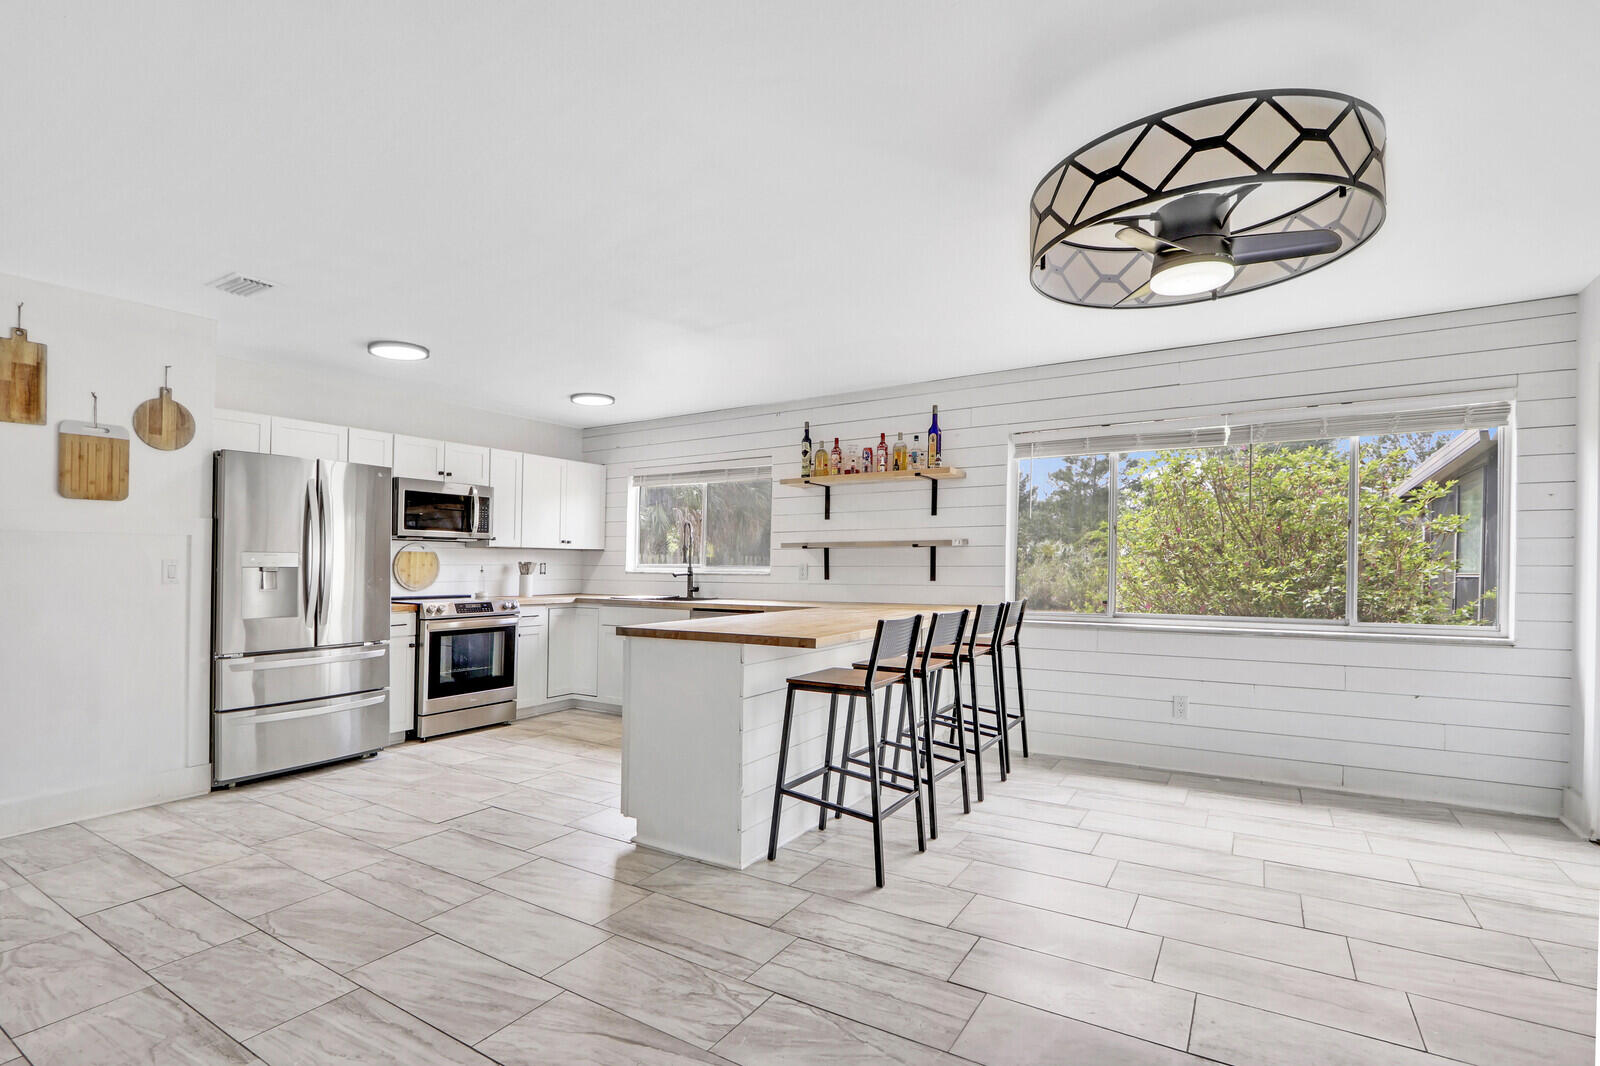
(674, 522, 700, 600)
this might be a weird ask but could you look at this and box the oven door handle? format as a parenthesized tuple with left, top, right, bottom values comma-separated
(421, 617, 519, 634)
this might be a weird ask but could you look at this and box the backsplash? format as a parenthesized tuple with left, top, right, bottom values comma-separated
(388, 543, 588, 598)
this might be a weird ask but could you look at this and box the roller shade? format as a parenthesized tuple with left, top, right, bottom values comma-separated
(632, 462, 771, 488)
(1014, 395, 1513, 458)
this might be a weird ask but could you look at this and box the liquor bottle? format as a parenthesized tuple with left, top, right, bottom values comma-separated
(875, 433, 888, 472)
(813, 439, 830, 476)
(800, 421, 812, 477)
(831, 437, 843, 474)
(861, 445, 874, 473)
(892, 432, 908, 471)
(910, 434, 922, 469)
(927, 405, 942, 467)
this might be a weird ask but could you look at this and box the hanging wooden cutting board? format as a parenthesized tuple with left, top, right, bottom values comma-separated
(0, 322, 46, 425)
(132, 368, 195, 450)
(393, 546, 440, 591)
(59, 413, 130, 501)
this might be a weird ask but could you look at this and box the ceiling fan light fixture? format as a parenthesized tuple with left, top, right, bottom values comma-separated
(1149, 254, 1236, 297)
(1029, 89, 1386, 309)
(368, 340, 430, 361)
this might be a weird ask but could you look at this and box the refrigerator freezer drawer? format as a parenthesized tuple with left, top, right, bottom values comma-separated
(213, 643, 389, 712)
(213, 690, 389, 785)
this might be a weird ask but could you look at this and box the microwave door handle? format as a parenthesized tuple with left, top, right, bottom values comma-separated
(468, 485, 480, 535)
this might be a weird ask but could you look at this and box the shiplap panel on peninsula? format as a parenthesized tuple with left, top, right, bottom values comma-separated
(582, 296, 1579, 815)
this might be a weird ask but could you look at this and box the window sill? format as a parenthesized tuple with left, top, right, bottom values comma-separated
(1028, 614, 1514, 647)
(627, 566, 773, 576)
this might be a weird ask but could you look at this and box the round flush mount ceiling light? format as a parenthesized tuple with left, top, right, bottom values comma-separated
(1029, 89, 1386, 308)
(569, 392, 615, 407)
(368, 340, 430, 361)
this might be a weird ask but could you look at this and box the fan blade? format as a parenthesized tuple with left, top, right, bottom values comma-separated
(1229, 228, 1342, 265)
(1115, 281, 1153, 307)
(1113, 226, 1169, 255)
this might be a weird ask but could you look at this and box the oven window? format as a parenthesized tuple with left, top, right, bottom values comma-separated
(427, 627, 515, 699)
(403, 489, 473, 534)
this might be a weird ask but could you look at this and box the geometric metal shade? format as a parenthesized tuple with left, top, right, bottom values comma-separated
(1030, 89, 1386, 308)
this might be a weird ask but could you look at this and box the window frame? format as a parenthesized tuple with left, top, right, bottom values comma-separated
(625, 462, 774, 576)
(1007, 397, 1516, 642)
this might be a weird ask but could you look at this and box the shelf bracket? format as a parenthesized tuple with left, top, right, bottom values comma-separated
(824, 483, 831, 520)
(913, 472, 940, 515)
(822, 546, 830, 580)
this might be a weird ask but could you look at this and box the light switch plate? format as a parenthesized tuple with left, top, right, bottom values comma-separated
(162, 559, 180, 585)
(798, 564, 809, 580)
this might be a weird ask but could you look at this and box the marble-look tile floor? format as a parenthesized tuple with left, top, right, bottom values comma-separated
(0, 709, 1595, 1065)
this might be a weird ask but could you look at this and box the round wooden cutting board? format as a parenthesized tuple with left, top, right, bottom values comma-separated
(132, 383, 195, 450)
(393, 546, 440, 591)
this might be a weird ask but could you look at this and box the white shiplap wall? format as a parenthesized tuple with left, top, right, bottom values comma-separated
(582, 297, 1578, 816)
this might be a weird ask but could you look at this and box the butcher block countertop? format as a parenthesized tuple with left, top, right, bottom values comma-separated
(615, 602, 969, 649)
(390, 595, 813, 613)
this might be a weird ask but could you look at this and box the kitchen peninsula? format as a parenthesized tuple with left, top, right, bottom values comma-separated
(616, 602, 966, 869)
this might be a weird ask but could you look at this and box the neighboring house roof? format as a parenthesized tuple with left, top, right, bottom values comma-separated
(1394, 430, 1495, 498)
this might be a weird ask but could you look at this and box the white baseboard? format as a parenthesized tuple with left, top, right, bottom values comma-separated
(0, 765, 213, 839)
(516, 698, 620, 719)
(1562, 788, 1594, 841)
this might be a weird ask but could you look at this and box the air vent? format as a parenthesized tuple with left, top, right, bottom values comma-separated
(208, 273, 275, 297)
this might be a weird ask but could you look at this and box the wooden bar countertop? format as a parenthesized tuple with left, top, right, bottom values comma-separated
(615, 602, 970, 649)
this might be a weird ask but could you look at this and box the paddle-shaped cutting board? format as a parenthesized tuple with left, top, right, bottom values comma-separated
(132, 384, 196, 450)
(59, 420, 130, 500)
(0, 324, 46, 424)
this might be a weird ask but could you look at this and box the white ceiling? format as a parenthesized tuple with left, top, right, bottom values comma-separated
(4, 1, 1598, 428)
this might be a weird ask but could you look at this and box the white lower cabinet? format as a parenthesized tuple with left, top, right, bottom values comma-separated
(516, 611, 548, 709)
(387, 612, 416, 737)
(597, 607, 681, 704)
(547, 606, 599, 699)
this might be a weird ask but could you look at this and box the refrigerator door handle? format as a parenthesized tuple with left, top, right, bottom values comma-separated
(302, 478, 320, 623)
(316, 470, 331, 629)
(220, 645, 388, 671)
(233, 691, 387, 725)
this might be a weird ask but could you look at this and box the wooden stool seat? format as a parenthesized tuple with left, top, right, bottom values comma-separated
(787, 667, 899, 693)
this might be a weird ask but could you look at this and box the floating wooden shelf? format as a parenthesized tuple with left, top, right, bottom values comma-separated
(777, 467, 965, 519)
(779, 538, 966, 581)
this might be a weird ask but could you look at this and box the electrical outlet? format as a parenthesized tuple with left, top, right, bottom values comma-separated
(798, 563, 810, 580)
(1171, 694, 1190, 722)
(161, 559, 180, 585)
(538, 562, 547, 575)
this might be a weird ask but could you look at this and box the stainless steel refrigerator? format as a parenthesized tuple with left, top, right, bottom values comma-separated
(211, 450, 392, 786)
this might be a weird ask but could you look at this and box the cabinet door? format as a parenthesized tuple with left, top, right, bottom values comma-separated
(392, 435, 447, 479)
(443, 442, 491, 485)
(270, 417, 348, 461)
(546, 606, 598, 698)
(489, 449, 522, 546)
(347, 427, 394, 468)
(560, 460, 607, 549)
(214, 409, 272, 453)
(596, 623, 623, 703)
(520, 454, 565, 548)
(515, 624, 547, 709)
(388, 636, 415, 735)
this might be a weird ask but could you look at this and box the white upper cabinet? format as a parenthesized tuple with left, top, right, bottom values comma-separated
(214, 409, 271, 453)
(561, 461, 607, 550)
(270, 417, 348, 462)
(392, 435, 448, 479)
(443, 442, 491, 485)
(347, 427, 393, 468)
(489, 449, 522, 545)
(520, 454, 565, 548)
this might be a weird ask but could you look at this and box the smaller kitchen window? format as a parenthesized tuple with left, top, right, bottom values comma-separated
(627, 462, 773, 573)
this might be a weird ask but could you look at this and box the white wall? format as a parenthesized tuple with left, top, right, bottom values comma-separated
(583, 297, 1580, 816)
(1570, 276, 1600, 836)
(0, 273, 217, 835)
(216, 355, 584, 459)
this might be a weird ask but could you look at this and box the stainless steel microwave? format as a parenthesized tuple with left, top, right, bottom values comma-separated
(393, 478, 493, 541)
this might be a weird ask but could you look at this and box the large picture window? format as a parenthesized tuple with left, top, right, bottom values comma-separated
(1014, 399, 1510, 632)
(628, 463, 773, 573)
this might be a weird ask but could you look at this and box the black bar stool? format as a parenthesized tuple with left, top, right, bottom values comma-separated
(768, 615, 925, 887)
(853, 609, 972, 839)
(994, 598, 1030, 769)
(937, 602, 1009, 801)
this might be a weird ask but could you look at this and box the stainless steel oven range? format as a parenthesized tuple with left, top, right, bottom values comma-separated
(401, 596, 520, 738)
